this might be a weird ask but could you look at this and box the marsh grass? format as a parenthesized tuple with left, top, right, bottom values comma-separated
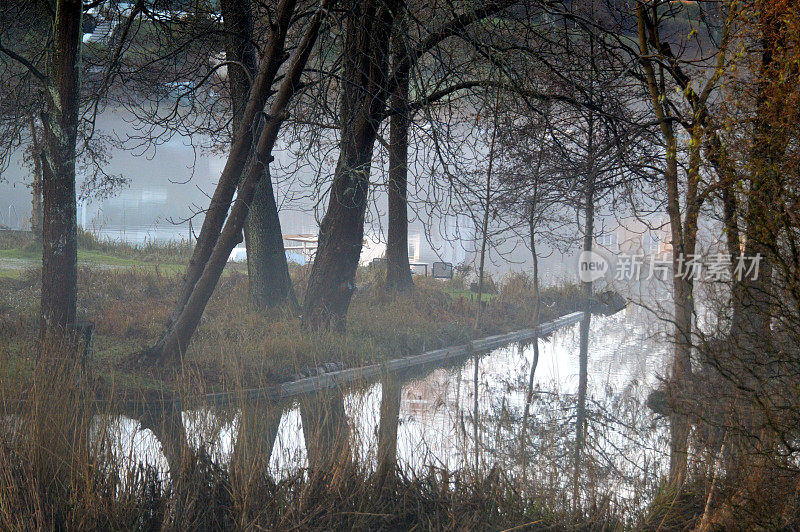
(0, 351, 602, 530)
(0, 356, 635, 531)
(1, 324, 789, 530)
(0, 236, 635, 529)
(0, 345, 167, 530)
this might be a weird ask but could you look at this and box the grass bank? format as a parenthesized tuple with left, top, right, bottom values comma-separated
(0, 229, 200, 278)
(0, 232, 585, 399)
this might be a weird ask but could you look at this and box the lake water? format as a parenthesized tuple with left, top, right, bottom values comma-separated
(104, 305, 670, 507)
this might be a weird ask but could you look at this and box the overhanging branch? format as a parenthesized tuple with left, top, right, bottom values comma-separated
(0, 40, 47, 82)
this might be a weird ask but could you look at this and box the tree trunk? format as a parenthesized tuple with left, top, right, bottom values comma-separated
(666, 123, 704, 486)
(231, 400, 282, 523)
(29, 117, 43, 240)
(245, 166, 298, 308)
(472, 352, 480, 471)
(157, 0, 298, 349)
(723, 3, 789, 481)
(40, 0, 82, 341)
(520, 216, 540, 480)
(474, 100, 500, 332)
(730, 8, 784, 352)
(221, 0, 297, 309)
(573, 157, 594, 506)
(637, 7, 695, 485)
(302, 0, 400, 330)
(707, 133, 740, 263)
(138, 404, 192, 480)
(220, 0, 257, 135)
(153, 0, 329, 363)
(669, 273, 693, 484)
(385, 14, 413, 292)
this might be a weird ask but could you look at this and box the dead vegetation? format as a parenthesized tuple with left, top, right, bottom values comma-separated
(0, 244, 584, 398)
(0, 350, 621, 531)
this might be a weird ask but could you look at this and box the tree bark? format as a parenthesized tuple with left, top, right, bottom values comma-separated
(637, 6, 695, 486)
(220, 0, 257, 135)
(730, 5, 784, 352)
(221, 0, 297, 309)
(474, 98, 500, 331)
(472, 352, 480, 472)
(156, 0, 298, 349)
(231, 400, 282, 523)
(40, 0, 82, 341)
(666, 123, 706, 485)
(29, 116, 43, 240)
(302, 0, 401, 330)
(385, 14, 413, 292)
(245, 166, 298, 308)
(572, 138, 595, 506)
(153, 0, 330, 363)
(706, 133, 740, 263)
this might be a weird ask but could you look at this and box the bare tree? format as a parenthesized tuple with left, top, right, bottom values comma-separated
(221, 0, 297, 309)
(385, 10, 413, 292)
(39, 0, 84, 341)
(302, 0, 517, 330)
(301, 0, 403, 330)
(634, 0, 735, 484)
(148, 0, 333, 363)
(0, 0, 85, 341)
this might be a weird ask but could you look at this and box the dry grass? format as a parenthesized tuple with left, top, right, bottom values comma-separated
(0, 257, 583, 398)
(0, 236, 625, 529)
(1, 350, 795, 530)
(0, 350, 587, 531)
(2, 259, 793, 529)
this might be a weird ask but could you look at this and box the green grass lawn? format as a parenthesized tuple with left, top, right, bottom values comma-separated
(440, 286, 497, 302)
(0, 246, 177, 264)
(0, 247, 189, 279)
(0, 247, 141, 264)
(0, 268, 25, 279)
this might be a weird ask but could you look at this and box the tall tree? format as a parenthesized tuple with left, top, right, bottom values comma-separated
(221, 0, 297, 309)
(474, 91, 501, 331)
(303, 0, 517, 330)
(729, 0, 790, 351)
(1, 0, 201, 343)
(39, 0, 83, 341)
(150, 0, 333, 363)
(635, 0, 734, 484)
(150, 0, 302, 359)
(385, 12, 413, 292)
(302, 0, 402, 330)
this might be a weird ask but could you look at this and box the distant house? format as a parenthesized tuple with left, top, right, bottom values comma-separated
(594, 215, 672, 257)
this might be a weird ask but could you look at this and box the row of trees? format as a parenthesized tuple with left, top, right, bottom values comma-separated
(2, 0, 800, 498)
